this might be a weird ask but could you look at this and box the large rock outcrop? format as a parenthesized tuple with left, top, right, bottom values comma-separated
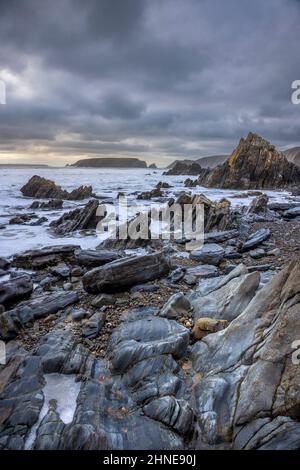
(164, 161, 204, 176)
(197, 133, 300, 189)
(191, 259, 300, 449)
(21, 175, 93, 200)
(50, 200, 101, 235)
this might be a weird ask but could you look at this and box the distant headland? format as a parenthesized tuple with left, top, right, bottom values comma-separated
(68, 157, 156, 169)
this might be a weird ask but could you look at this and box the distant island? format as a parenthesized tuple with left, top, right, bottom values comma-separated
(69, 157, 149, 169)
(0, 164, 50, 168)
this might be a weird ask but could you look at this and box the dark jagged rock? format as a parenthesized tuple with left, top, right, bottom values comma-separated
(240, 228, 271, 252)
(196, 133, 300, 189)
(9, 214, 35, 225)
(149, 163, 157, 169)
(0, 291, 78, 341)
(248, 194, 269, 214)
(83, 252, 171, 294)
(29, 199, 63, 210)
(75, 249, 120, 268)
(0, 258, 10, 270)
(50, 200, 101, 235)
(21, 175, 92, 200)
(156, 181, 171, 189)
(12, 245, 79, 269)
(0, 275, 33, 308)
(175, 193, 237, 233)
(164, 161, 204, 176)
(137, 187, 163, 200)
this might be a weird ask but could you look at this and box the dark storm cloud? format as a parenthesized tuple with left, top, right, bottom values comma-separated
(0, 0, 300, 165)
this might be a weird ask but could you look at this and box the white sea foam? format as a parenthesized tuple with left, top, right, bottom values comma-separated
(0, 167, 291, 257)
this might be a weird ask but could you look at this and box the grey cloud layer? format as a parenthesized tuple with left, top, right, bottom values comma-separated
(0, 0, 300, 165)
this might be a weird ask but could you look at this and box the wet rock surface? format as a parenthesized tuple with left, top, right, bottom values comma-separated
(191, 260, 300, 450)
(50, 200, 101, 235)
(1, 183, 300, 450)
(83, 252, 171, 294)
(196, 133, 300, 190)
(21, 175, 93, 200)
(0, 275, 33, 308)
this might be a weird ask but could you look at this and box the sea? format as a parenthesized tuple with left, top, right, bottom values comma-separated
(0, 167, 291, 258)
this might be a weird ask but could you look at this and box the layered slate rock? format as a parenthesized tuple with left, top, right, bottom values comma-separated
(107, 313, 189, 373)
(197, 133, 300, 189)
(50, 200, 101, 235)
(75, 249, 120, 268)
(190, 243, 225, 266)
(83, 252, 171, 294)
(21, 175, 93, 200)
(0, 275, 33, 308)
(12, 245, 79, 269)
(175, 192, 237, 233)
(0, 313, 192, 450)
(191, 259, 300, 450)
(29, 199, 63, 210)
(188, 264, 260, 323)
(0, 291, 78, 340)
(240, 228, 270, 252)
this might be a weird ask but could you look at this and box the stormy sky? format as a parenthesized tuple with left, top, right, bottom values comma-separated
(0, 0, 300, 166)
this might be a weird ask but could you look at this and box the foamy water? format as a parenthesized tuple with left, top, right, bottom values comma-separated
(0, 167, 291, 257)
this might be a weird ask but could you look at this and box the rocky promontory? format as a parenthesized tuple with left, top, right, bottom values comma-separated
(196, 133, 300, 190)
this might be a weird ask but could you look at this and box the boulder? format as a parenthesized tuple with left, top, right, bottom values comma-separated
(75, 249, 120, 268)
(0, 258, 9, 270)
(185, 264, 218, 280)
(248, 194, 269, 214)
(21, 175, 92, 200)
(190, 243, 225, 266)
(249, 248, 265, 259)
(0, 275, 33, 308)
(160, 293, 191, 319)
(204, 230, 239, 243)
(30, 199, 63, 210)
(83, 252, 171, 294)
(91, 293, 116, 308)
(240, 228, 271, 252)
(12, 245, 79, 269)
(82, 311, 106, 339)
